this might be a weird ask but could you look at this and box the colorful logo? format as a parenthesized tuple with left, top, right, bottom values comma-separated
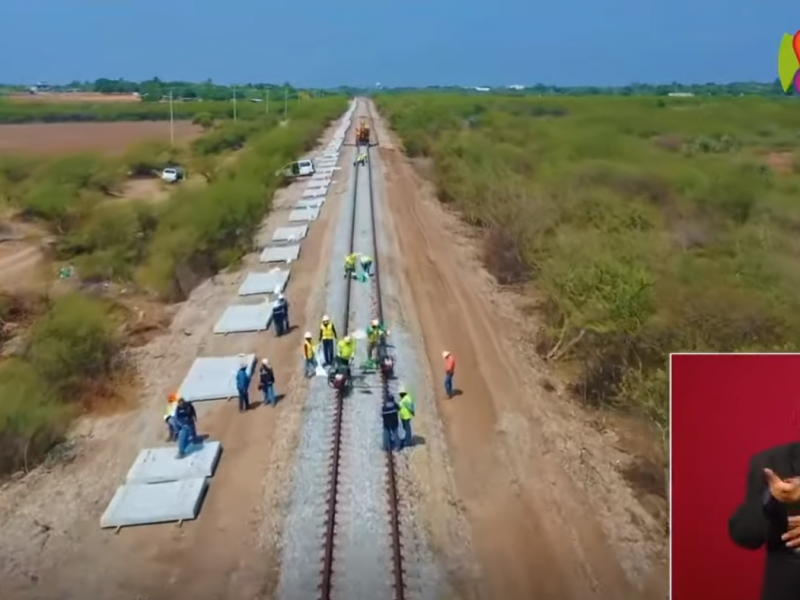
(778, 32, 800, 93)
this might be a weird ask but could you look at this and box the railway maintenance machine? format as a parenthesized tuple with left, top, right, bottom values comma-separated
(355, 118, 370, 146)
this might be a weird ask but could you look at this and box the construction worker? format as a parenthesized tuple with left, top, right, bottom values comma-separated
(381, 393, 401, 452)
(344, 253, 357, 279)
(258, 358, 277, 406)
(302, 332, 316, 378)
(164, 392, 180, 442)
(337, 334, 355, 368)
(356, 151, 367, 166)
(319, 315, 338, 366)
(174, 397, 199, 459)
(366, 318, 388, 366)
(236, 355, 252, 412)
(398, 387, 416, 449)
(359, 254, 373, 277)
(272, 294, 289, 337)
(443, 351, 456, 399)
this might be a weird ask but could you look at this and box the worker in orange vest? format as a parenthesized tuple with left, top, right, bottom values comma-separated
(442, 351, 456, 398)
(164, 391, 180, 442)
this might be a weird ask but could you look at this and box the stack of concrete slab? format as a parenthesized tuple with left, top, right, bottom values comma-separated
(100, 441, 224, 529)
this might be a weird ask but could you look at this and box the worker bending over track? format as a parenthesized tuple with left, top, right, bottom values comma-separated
(344, 253, 357, 279)
(360, 254, 373, 278)
(355, 151, 368, 166)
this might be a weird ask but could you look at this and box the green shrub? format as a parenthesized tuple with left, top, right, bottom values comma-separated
(26, 293, 120, 398)
(123, 140, 182, 177)
(0, 360, 69, 475)
(377, 94, 800, 432)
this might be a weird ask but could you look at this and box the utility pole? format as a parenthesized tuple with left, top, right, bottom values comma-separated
(283, 87, 288, 120)
(169, 89, 174, 147)
(265, 89, 269, 114)
(233, 87, 238, 122)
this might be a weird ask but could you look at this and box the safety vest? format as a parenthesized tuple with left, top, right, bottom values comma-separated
(345, 254, 356, 268)
(367, 325, 384, 343)
(338, 339, 354, 360)
(164, 400, 177, 421)
(320, 322, 336, 340)
(303, 341, 314, 359)
(398, 394, 415, 421)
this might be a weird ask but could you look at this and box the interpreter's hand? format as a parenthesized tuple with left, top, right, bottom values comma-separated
(783, 516, 800, 550)
(765, 469, 800, 504)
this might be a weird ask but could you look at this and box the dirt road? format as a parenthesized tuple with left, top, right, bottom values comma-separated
(0, 113, 353, 600)
(370, 101, 668, 599)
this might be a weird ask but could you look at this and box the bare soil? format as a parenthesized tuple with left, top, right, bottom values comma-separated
(6, 93, 142, 103)
(0, 121, 201, 156)
(370, 102, 668, 599)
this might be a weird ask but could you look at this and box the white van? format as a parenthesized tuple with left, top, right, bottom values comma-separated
(280, 159, 315, 179)
(161, 166, 186, 183)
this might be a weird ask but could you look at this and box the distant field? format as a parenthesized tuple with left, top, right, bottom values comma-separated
(0, 121, 201, 155)
(6, 92, 142, 103)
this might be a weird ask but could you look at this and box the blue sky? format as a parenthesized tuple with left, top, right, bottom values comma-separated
(0, 0, 798, 87)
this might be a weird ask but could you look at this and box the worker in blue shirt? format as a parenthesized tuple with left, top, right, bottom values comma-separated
(236, 356, 251, 412)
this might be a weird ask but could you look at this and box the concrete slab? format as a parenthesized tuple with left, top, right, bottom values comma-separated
(213, 302, 272, 333)
(296, 199, 324, 209)
(238, 269, 291, 296)
(126, 441, 222, 484)
(100, 478, 208, 528)
(288, 208, 320, 223)
(260, 244, 300, 263)
(307, 180, 328, 189)
(273, 225, 308, 242)
(178, 353, 256, 402)
(303, 187, 327, 199)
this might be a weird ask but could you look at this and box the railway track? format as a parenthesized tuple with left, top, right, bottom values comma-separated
(318, 106, 406, 600)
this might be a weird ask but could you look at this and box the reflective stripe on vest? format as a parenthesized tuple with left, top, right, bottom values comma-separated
(321, 323, 335, 339)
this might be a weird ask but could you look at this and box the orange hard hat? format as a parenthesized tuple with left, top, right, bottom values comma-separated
(168, 392, 179, 402)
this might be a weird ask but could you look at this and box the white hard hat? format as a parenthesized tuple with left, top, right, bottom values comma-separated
(442, 351, 450, 358)
(304, 331, 312, 339)
(322, 314, 330, 322)
(344, 335, 351, 342)
(278, 293, 285, 300)
(262, 358, 269, 365)
(371, 319, 379, 326)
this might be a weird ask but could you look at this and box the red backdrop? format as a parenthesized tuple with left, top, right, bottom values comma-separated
(672, 354, 800, 600)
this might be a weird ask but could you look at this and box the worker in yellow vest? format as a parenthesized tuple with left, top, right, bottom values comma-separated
(164, 391, 180, 442)
(303, 332, 316, 378)
(398, 386, 416, 449)
(319, 314, 338, 366)
(337, 335, 356, 368)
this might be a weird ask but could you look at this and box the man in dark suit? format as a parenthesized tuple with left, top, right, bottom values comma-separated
(729, 443, 800, 600)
